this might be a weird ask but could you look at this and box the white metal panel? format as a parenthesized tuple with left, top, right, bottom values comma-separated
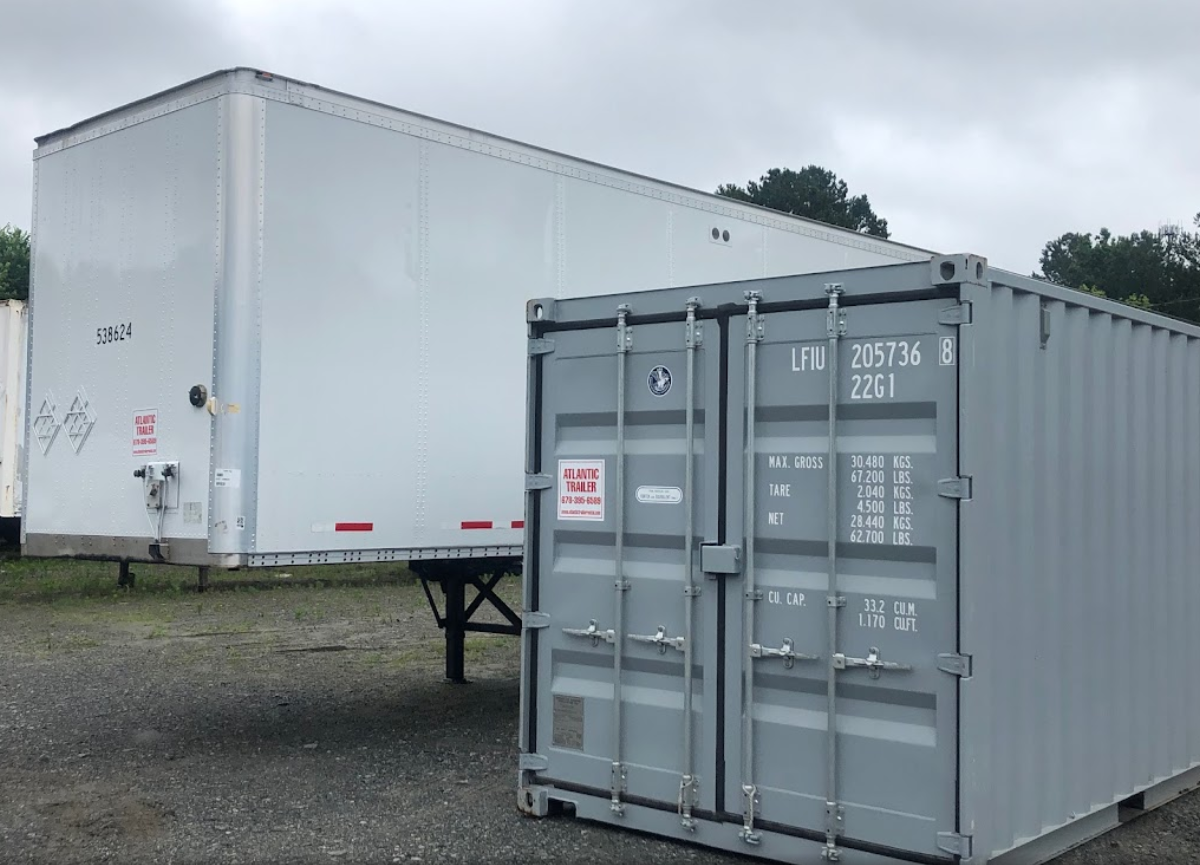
(27, 69, 935, 562)
(667, 206, 765, 286)
(25, 101, 219, 540)
(254, 100, 423, 552)
(208, 93, 264, 555)
(763, 226, 905, 277)
(0, 301, 27, 517)
(418, 143, 559, 548)
(561, 179, 672, 295)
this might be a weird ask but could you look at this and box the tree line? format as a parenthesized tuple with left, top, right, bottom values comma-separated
(716, 166, 1200, 324)
(2, 167, 1197, 323)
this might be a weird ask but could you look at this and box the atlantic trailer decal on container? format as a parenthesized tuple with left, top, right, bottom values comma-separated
(517, 255, 1200, 864)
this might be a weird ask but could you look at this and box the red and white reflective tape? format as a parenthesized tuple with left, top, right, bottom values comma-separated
(311, 522, 375, 533)
(460, 520, 524, 530)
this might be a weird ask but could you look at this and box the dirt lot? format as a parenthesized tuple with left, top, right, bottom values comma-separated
(0, 559, 1195, 864)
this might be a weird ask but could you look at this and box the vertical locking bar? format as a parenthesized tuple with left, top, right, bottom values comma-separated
(680, 297, 701, 830)
(823, 283, 845, 861)
(740, 290, 764, 844)
(611, 303, 632, 815)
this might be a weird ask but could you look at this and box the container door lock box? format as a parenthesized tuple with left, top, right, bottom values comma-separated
(134, 461, 179, 510)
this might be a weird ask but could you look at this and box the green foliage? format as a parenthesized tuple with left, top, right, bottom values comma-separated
(0, 224, 30, 301)
(1038, 214, 1200, 322)
(716, 166, 890, 238)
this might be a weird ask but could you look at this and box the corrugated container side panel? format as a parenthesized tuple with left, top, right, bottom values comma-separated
(1190, 344, 1200, 770)
(963, 277, 1200, 859)
(1108, 317, 1128, 800)
(1170, 334, 1189, 775)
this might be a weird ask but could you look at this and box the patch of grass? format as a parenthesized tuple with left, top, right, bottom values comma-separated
(293, 605, 327, 622)
(41, 632, 103, 653)
(357, 651, 385, 668)
(0, 558, 415, 606)
(387, 641, 443, 668)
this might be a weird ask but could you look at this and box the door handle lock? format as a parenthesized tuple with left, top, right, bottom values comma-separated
(751, 637, 819, 669)
(628, 625, 685, 654)
(562, 619, 616, 647)
(832, 646, 912, 679)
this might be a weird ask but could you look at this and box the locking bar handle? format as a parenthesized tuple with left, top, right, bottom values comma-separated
(832, 646, 912, 679)
(750, 637, 819, 669)
(562, 619, 616, 647)
(628, 625, 685, 654)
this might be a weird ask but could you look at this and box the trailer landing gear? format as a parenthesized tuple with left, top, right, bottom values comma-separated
(116, 562, 212, 592)
(413, 559, 522, 684)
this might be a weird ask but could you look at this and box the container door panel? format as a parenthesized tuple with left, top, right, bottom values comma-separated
(724, 297, 960, 859)
(533, 310, 721, 813)
(26, 102, 219, 542)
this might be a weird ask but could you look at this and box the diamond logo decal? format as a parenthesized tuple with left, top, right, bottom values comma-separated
(62, 388, 97, 453)
(33, 391, 62, 455)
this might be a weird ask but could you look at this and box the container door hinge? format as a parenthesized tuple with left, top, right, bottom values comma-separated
(525, 473, 553, 491)
(938, 302, 974, 326)
(938, 476, 973, 500)
(528, 338, 555, 356)
(938, 652, 973, 678)
(522, 611, 550, 630)
(937, 832, 973, 859)
(518, 752, 549, 772)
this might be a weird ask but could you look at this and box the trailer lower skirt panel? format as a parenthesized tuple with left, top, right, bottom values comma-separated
(22, 533, 521, 568)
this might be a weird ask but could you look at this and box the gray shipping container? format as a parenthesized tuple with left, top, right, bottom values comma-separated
(516, 254, 1200, 864)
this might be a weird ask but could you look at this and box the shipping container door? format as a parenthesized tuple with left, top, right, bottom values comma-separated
(723, 296, 961, 859)
(26, 101, 220, 546)
(533, 305, 723, 814)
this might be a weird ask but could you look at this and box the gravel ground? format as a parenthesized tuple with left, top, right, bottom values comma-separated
(0, 569, 1194, 864)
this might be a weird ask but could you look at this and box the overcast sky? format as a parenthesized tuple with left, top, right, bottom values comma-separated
(3, 0, 1197, 274)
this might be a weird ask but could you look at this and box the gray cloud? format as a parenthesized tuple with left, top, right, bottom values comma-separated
(2, 0, 1197, 274)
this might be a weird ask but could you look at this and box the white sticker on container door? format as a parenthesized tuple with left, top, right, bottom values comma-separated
(214, 468, 241, 489)
(636, 485, 683, 504)
(558, 459, 605, 521)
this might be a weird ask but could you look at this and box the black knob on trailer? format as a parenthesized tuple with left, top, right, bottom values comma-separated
(189, 384, 208, 407)
(133, 468, 145, 478)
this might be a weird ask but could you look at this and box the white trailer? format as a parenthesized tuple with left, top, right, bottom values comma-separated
(24, 68, 932, 672)
(0, 299, 27, 524)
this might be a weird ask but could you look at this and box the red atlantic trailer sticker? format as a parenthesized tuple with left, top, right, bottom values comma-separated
(558, 459, 605, 522)
(132, 408, 158, 457)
